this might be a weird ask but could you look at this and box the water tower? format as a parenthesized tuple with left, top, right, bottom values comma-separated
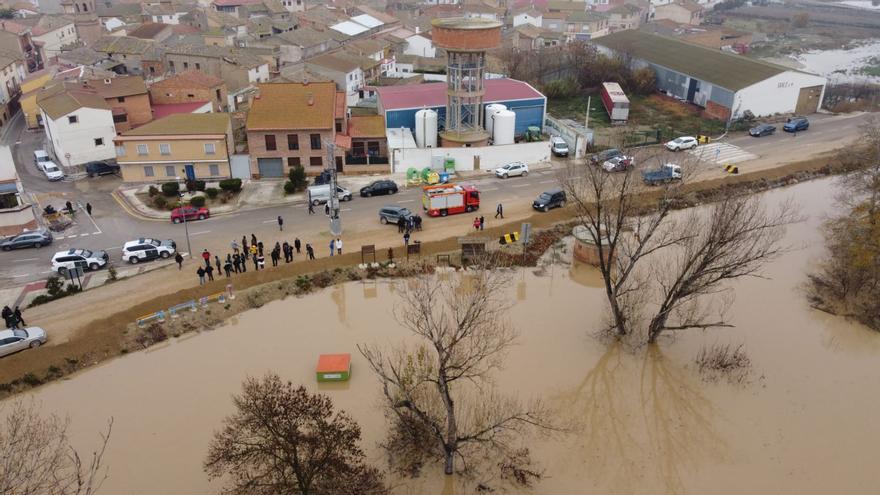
(431, 18, 502, 147)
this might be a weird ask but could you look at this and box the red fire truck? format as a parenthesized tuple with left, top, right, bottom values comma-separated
(422, 183, 480, 217)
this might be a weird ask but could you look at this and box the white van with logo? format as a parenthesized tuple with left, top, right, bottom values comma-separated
(307, 184, 352, 205)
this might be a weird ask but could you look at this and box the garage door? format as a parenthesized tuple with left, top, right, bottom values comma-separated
(257, 158, 284, 178)
(795, 85, 823, 114)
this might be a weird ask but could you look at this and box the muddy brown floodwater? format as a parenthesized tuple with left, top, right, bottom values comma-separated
(6, 177, 880, 494)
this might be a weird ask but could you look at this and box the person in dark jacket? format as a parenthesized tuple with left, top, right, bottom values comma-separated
(214, 255, 221, 275)
(223, 260, 232, 278)
(13, 306, 24, 327)
(205, 264, 215, 281)
(306, 243, 315, 260)
(175, 252, 184, 269)
(294, 238, 301, 254)
(196, 266, 205, 285)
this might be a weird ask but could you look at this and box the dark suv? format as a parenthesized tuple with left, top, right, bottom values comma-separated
(360, 180, 398, 197)
(590, 148, 622, 165)
(379, 206, 413, 225)
(783, 116, 809, 132)
(85, 161, 120, 177)
(532, 189, 566, 212)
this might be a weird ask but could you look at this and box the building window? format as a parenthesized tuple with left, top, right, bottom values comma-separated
(309, 156, 322, 167)
(216, 88, 222, 101)
(367, 141, 380, 155)
(169, 60, 175, 70)
(187, 94, 194, 98)
(94, 138, 104, 146)
(113, 113, 127, 123)
(310, 133, 321, 150)
(115, 145, 125, 156)
(265, 134, 276, 151)
(183, 62, 189, 69)
(137, 144, 149, 155)
(287, 134, 298, 150)
(159, 143, 171, 155)
(165, 165, 175, 177)
(209, 164, 220, 176)
(204, 143, 216, 154)
(288, 157, 300, 167)
(335, 122, 342, 132)
(144, 165, 154, 177)
(195, 63, 201, 70)
(67, 115, 78, 124)
(117, 96, 125, 103)
(149, 66, 155, 74)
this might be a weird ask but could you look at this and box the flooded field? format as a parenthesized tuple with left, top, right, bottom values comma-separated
(793, 39, 880, 83)
(8, 178, 880, 494)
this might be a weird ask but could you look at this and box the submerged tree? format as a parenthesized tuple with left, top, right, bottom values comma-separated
(0, 400, 112, 495)
(359, 271, 553, 487)
(204, 374, 386, 495)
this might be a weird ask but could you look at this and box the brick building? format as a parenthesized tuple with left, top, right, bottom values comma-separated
(148, 70, 228, 112)
(79, 76, 151, 132)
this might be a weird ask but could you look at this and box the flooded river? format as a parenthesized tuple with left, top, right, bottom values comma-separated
(9, 178, 880, 494)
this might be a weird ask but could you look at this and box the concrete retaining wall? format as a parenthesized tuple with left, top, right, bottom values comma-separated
(390, 141, 551, 173)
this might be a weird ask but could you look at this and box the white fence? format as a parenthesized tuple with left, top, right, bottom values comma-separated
(390, 141, 551, 173)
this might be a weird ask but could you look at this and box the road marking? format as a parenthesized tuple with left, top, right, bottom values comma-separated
(40, 270, 53, 274)
(79, 233, 89, 237)
(261, 219, 276, 223)
(104, 246, 122, 251)
(511, 184, 530, 188)
(540, 179, 557, 183)
(15, 258, 39, 262)
(397, 199, 414, 203)
(482, 187, 498, 191)
(12, 273, 31, 278)
(55, 236, 65, 239)
(92, 231, 100, 235)
(341, 208, 352, 212)
(190, 231, 210, 236)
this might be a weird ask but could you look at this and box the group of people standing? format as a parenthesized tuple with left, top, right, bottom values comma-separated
(189, 233, 321, 285)
(2, 305, 25, 329)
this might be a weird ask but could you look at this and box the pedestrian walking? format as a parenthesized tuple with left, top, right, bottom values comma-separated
(397, 217, 405, 233)
(258, 241, 264, 256)
(251, 233, 257, 247)
(329, 239, 335, 256)
(495, 203, 503, 219)
(257, 253, 266, 270)
(2, 306, 12, 328)
(271, 248, 279, 267)
(308, 202, 315, 214)
(240, 252, 247, 272)
(306, 243, 315, 260)
(197, 266, 206, 285)
(325, 203, 330, 216)
(231, 240, 239, 253)
(242, 235, 248, 254)
(223, 260, 232, 278)
(233, 253, 241, 273)
(205, 264, 215, 282)
(65, 200, 74, 215)
(404, 232, 410, 247)
(283, 242, 291, 262)
(249, 244, 258, 257)
(252, 253, 259, 270)
(473, 217, 480, 230)
(294, 237, 301, 254)
(13, 306, 24, 327)
(387, 247, 394, 262)
(202, 249, 211, 267)
(277, 215, 284, 231)
(214, 255, 221, 275)
(86, 202, 92, 216)
(336, 238, 342, 255)
(415, 215, 422, 231)
(479, 216, 484, 230)
(175, 252, 184, 269)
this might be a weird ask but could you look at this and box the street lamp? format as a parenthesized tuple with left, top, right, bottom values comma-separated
(175, 176, 193, 259)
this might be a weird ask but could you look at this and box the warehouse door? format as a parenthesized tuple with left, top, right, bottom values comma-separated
(686, 78, 699, 103)
(795, 85, 823, 114)
(257, 158, 284, 178)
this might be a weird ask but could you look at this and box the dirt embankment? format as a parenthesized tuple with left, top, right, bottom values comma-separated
(0, 154, 852, 397)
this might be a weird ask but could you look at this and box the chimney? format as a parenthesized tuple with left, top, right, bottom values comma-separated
(415, 26, 420, 34)
(103, 78, 112, 85)
(307, 92, 314, 106)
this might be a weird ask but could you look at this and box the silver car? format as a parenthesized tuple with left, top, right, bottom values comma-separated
(0, 327, 47, 358)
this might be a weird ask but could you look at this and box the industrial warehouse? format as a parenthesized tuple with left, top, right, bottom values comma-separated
(594, 30, 827, 120)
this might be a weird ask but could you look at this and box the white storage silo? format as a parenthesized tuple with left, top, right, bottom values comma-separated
(492, 110, 516, 145)
(415, 108, 438, 148)
(484, 103, 506, 137)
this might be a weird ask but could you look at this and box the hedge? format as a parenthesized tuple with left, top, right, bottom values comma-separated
(161, 182, 180, 197)
(190, 195, 206, 207)
(219, 178, 242, 193)
(205, 187, 219, 199)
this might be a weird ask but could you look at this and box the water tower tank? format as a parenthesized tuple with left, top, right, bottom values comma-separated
(484, 103, 506, 137)
(415, 109, 438, 148)
(492, 110, 516, 145)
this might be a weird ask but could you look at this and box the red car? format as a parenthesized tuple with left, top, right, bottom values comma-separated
(171, 206, 209, 223)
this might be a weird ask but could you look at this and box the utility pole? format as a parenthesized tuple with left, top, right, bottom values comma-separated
(176, 176, 193, 259)
(584, 95, 591, 130)
(325, 140, 342, 236)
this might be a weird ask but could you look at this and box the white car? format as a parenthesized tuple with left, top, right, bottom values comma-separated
(122, 238, 176, 264)
(665, 136, 698, 151)
(0, 327, 47, 358)
(494, 162, 529, 179)
(41, 161, 64, 181)
(602, 155, 634, 172)
(51, 248, 109, 273)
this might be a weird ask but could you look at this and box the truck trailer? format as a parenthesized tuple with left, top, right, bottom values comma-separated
(422, 183, 480, 217)
(600, 82, 630, 123)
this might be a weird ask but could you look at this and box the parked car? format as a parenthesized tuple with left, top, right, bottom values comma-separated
(642, 163, 682, 185)
(602, 155, 634, 172)
(532, 188, 566, 212)
(0, 327, 47, 358)
(41, 161, 64, 181)
(550, 136, 569, 157)
(122, 238, 176, 264)
(33, 149, 51, 168)
(51, 248, 109, 273)
(665, 136, 698, 151)
(749, 123, 777, 137)
(171, 206, 209, 223)
(85, 161, 120, 177)
(783, 116, 809, 132)
(494, 161, 529, 179)
(360, 180, 398, 197)
(590, 148, 622, 165)
(378, 205, 413, 224)
(307, 184, 352, 205)
(0, 229, 53, 251)
(313, 169, 333, 186)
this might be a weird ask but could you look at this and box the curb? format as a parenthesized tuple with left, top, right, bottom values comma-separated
(110, 190, 166, 222)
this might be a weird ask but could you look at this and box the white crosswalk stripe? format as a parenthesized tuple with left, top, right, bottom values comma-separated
(688, 143, 757, 164)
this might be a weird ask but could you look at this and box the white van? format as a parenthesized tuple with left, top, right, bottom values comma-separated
(550, 136, 569, 157)
(34, 150, 51, 168)
(307, 184, 353, 205)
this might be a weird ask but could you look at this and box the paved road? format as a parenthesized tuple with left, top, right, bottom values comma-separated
(2, 110, 875, 285)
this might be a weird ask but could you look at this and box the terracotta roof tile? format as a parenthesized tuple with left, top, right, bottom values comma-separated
(246, 82, 337, 131)
(121, 112, 230, 136)
(347, 115, 384, 138)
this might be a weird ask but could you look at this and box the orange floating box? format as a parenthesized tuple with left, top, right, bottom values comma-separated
(316, 353, 351, 382)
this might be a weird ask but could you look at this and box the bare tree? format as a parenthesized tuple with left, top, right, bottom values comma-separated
(0, 400, 111, 495)
(204, 373, 386, 495)
(359, 271, 553, 487)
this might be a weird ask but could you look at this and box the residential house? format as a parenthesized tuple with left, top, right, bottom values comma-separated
(78, 75, 151, 132)
(0, 144, 37, 236)
(20, 68, 55, 128)
(36, 82, 116, 169)
(126, 22, 174, 42)
(280, 0, 306, 12)
(143, 3, 191, 25)
(15, 15, 78, 61)
(541, 11, 566, 31)
(561, 10, 610, 40)
(149, 70, 228, 112)
(545, 0, 587, 14)
(245, 81, 345, 178)
(513, 9, 543, 27)
(212, 0, 264, 18)
(181, 8, 247, 37)
(507, 24, 564, 50)
(272, 27, 340, 64)
(462, 3, 504, 20)
(60, 0, 102, 45)
(0, 24, 42, 73)
(403, 30, 435, 58)
(305, 52, 364, 106)
(163, 44, 270, 93)
(95, 1, 144, 29)
(0, 55, 24, 130)
(91, 35, 154, 75)
(115, 113, 233, 183)
(653, 0, 703, 25)
(606, 4, 643, 31)
(344, 115, 388, 170)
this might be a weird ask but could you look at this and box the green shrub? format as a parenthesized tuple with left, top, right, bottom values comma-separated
(219, 178, 242, 193)
(283, 181, 297, 195)
(186, 179, 206, 192)
(190, 195, 206, 207)
(205, 187, 219, 199)
(161, 182, 180, 197)
(542, 77, 580, 99)
(288, 165, 307, 191)
(152, 195, 167, 209)
(148, 185, 159, 197)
